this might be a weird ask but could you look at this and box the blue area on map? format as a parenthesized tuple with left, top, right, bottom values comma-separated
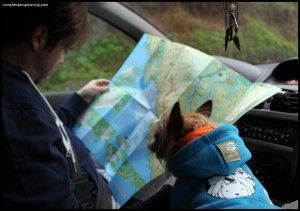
(106, 98, 148, 136)
(82, 131, 102, 154)
(108, 174, 137, 206)
(110, 135, 121, 149)
(127, 139, 151, 182)
(94, 107, 112, 117)
(143, 81, 158, 113)
(112, 36, 150, 90)
(93, 148, 109, 169)
(73, 122, 89, 140)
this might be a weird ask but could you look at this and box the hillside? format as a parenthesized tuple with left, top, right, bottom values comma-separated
(125, 2, 298, 64)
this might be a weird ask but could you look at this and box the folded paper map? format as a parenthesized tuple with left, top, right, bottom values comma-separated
(73, 33, 281, 206)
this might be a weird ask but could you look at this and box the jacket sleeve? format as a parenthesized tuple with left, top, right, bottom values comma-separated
(56, 92, 89, 127)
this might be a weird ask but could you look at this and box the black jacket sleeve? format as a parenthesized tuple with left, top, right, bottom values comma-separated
(56, 92, 89, 127)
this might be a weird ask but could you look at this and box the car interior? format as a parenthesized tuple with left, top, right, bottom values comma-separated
(44, 2, 298, 207)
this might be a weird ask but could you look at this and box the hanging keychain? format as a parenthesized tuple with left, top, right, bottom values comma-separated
(225, 2, 241, 51)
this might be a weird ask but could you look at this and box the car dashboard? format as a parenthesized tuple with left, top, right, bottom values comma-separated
(217, 56, 298, 206)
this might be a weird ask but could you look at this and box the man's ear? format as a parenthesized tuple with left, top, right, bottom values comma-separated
(31, 26, 48, 52)
(196, 100, 212, 118)
(167, 102, 184, 138)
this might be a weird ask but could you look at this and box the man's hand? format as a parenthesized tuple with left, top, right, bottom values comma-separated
(77, 79, 110, 103)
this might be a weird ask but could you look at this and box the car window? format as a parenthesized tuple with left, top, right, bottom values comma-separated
(122, 2, 298, 65)
(38, 14, 136, 92)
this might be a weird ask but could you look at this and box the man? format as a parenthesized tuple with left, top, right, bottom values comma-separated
(2, 3, 110, 208)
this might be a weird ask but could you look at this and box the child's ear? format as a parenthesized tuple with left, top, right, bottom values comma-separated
(167, 102, 184, 138)
(196, 100, 212, 118)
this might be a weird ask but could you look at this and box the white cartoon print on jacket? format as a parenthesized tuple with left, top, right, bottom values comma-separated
(207, 167, 255, 199)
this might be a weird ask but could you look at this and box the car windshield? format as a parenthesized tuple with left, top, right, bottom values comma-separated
(122, 2, 298, 65)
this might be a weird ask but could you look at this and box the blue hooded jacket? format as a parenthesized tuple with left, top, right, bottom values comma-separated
(2, 60, 99, 208)
(168, 124, 280, 209)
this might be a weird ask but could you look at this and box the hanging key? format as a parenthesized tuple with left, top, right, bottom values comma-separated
(225, 2, 241, 51)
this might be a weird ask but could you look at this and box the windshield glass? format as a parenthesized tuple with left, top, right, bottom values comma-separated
(123, 2, 298, 64)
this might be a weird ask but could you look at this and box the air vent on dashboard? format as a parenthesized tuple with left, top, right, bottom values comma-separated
(270, 90, 298, 113)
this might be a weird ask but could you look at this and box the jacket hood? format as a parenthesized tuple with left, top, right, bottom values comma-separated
(168, 124, 252, 178)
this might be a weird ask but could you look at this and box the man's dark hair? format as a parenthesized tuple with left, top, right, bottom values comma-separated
(2, 2, 88, 50)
